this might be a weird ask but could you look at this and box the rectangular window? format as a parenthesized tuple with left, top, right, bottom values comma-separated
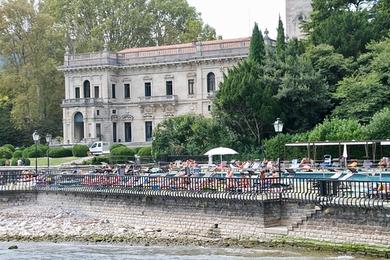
(125, 122, 132, 142)
(96, 110, 100, 116)
(111, 84, 116, 99)
(94, 86, 99, 98)
(113, 122, 117, 143)
(166, 81, 173, 96)
(145, 82, 151, 97)
(124, 84, 130, 99)
(188, 79, 194, 95)
(145, 121, 153, 142)
(112, 109, 116, 114)
(75, 87, 80, 99)
(96, 123, 101, 140)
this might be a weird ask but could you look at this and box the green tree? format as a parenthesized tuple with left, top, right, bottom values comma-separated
(214, 60, 278, 149)
(43, 0, 216, 52)
(304, 44, 354, 92)
(303, 0, 378, 57)
(332, 73, 389, 123)
(152, 114, 232, 157)
(332, 36, 390, 123)
(248, 23, 265, 64)
(276, 16, 286, 60)
(308, 118, 366, 141)
(277, 55, 331, 132)
(365, 107, 390, 139)
(0, 0, 64, 136)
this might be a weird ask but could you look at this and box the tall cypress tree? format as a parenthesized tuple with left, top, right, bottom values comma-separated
(276, 16, 286, 60)
(248, 23, 265, 64)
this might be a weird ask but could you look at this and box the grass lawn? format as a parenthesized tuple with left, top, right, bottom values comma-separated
(30, 157, 87, 167)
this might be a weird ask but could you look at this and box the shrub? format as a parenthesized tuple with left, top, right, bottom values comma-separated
(110, 144, 126, 152)
(91, 156, 110, 165)
(2, 144, 15, 152)
(72, 144, 89, 157)
(23, 158, 31, 166)
(22, 144, 48, 158)
(137, 147, 152, 156)
(13, 149, 23, 159)
(0, 159, 6, 166)
(110, 146, 136, 164)
(48, 147, 73, 158)
(0, 147, 13, 159)
(11, 158, 18, 166)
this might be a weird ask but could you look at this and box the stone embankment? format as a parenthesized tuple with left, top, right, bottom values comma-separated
(1, 191, 390, 258)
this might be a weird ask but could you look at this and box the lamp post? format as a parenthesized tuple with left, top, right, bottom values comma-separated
(32, 130, 40, 174)
(46, 133, 52, 173)
(273, 118, 284, 195)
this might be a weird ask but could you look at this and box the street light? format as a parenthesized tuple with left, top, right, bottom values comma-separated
(46, 133, 52, 173)
(273, 118, 284, 195)
(32, 130, 40, 174)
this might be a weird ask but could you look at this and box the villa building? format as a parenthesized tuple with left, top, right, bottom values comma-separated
(60, 37, 255, 146)
(60, 0, 312, 147)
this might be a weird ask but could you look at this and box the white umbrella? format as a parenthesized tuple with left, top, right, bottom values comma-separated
(204, 147, 238, 166)
(342, 144, 348, 167)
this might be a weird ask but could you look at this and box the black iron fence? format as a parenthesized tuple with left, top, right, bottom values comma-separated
(0, 171, 389, 208)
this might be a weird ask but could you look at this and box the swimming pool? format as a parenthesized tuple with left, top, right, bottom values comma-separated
(284, 171, 390, 182)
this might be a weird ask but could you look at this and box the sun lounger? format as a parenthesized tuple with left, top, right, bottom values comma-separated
(339, 172, 353, 181)
(330, 172, 343, 179)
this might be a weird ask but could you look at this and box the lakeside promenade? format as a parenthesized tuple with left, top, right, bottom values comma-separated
(1, 170, 390, 258)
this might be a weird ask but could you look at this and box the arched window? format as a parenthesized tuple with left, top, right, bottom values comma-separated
(74, 112, 84, 123)
(83, 80, 91, 98)
(207, 72, 215, 93)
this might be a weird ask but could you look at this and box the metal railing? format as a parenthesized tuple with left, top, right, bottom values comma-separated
(0, 172, 389, 208)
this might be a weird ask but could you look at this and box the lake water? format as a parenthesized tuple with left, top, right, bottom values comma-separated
(0, 242, 369, 260)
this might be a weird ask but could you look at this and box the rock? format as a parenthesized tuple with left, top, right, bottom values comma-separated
(100, 219, 110, 224)
(8, 245, 18, 250)
(54, 214, 63, 219)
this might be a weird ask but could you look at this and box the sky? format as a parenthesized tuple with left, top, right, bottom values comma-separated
(187, 0, 285, 40)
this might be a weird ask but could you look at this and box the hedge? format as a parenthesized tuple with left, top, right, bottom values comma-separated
(0, 159, 7, 166)
(110, 146, 136, 164)
(22, 144, 48, 158)
(0, 147, 13, 159)
(49, 147, 73, 158)
(23, 158, 31, 166)
(2, 144, 15, 152)
(110, 144, 126, 152)
(92, 156, 110, 165)
(13, 149, 23, 159)
(72, 144, 89, 157)
(137, 147, 152, 156)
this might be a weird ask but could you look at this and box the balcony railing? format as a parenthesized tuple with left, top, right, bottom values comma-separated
(138, 95, 178, 104)
(61, 98, 104, 107)
(61, 38, 250, 69)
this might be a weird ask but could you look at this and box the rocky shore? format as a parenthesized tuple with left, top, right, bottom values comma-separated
(1, 205, 390, 258)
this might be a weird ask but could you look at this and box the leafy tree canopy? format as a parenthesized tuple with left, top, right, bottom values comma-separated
(42, 0, 217, 52)
(152, 114, 233, 157)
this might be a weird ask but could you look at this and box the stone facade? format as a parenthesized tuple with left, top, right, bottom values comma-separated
(286, 0, 312, 39)
(60, 38, 250, 146)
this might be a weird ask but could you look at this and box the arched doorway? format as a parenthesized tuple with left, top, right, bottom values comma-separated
(74, 112, 84, 142)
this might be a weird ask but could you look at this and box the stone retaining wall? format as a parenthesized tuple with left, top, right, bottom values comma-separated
(1, 191, 390, 247)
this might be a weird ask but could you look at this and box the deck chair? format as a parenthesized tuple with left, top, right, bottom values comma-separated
(320, 155, 332, 168)
(290, 159, 299, 169)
